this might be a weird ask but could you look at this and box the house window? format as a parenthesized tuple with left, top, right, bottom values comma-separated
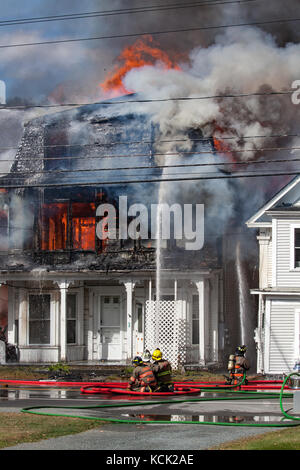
(295, 228, 300, 268)
(192, 295, 199, 345)
(41, 203, 68, 250)
(67, 294, 77, 344)
(29, 295, 51, 344)
(136, 303, 143, 333)
(71, 202, 96, 251)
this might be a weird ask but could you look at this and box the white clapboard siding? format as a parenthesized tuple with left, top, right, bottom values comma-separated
(276, 218, 300, 287)
(268, 300, 297, 373)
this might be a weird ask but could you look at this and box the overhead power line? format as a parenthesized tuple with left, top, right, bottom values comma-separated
(0, 16, 299, 49)
(0, 89, 294, 110)
(0, 132, 297, 154)
(0, 169, 298, 189)
(0, 134, 300, 154)
(0, 0, 257, 27)
(2, 145, 300, 169)
(2, 152, 300, 178)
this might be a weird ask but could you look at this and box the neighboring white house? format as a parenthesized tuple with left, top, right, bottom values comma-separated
(246, 175, 300, 375)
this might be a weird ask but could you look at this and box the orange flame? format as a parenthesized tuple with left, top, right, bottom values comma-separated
(212, 124, 235, 160)
(213, 136, 232, 156)
(100, 35, 181, 98)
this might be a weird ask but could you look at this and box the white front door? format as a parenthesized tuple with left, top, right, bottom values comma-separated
(133, 302, 144, 357)
(99, 295, 121, 360)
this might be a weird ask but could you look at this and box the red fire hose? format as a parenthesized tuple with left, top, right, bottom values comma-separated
(0, 378, 291, 395)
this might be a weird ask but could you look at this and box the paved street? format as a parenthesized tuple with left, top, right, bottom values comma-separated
(0, 385, 294, 450)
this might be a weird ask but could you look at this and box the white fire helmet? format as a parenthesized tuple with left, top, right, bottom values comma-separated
(142, 350, 151, 362)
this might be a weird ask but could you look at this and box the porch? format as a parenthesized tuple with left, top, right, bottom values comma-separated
(0, 269, 223, 368)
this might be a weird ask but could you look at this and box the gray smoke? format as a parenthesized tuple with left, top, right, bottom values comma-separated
(123, 26, 300, 160)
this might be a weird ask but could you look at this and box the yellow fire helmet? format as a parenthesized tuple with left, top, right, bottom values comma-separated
(152, 348, 162, 361)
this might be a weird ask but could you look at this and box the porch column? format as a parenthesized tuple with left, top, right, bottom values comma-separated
(124, 281, 135, 362)
(257, 230, 271, 289)
(194, 279, 206, 366)
(58, 281, 70, 362)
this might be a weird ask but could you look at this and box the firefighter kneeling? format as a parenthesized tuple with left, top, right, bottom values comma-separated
(151, 348, 174, 392)
(127, 356, 158, 392)
(227, 345, 250, 385)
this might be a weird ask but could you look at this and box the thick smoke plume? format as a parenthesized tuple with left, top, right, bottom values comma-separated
(123, 26, 300, 160)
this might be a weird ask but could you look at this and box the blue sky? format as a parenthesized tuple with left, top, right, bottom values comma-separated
(0, 0, 173, 103)
(0, 1, 124, 102)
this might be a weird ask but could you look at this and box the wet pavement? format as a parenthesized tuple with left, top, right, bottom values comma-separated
(0, 384, 299, 450)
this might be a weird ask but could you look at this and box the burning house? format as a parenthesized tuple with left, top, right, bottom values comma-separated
(5, 24, 297, 369)
(0, 95, 230, 368)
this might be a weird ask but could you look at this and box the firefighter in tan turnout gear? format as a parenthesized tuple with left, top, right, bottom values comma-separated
(227, 345, 250, 385)
(127, 356, 158, 392)
(151, 348, 174, 392)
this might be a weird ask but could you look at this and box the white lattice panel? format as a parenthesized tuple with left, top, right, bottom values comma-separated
(145, 300, 190, 369)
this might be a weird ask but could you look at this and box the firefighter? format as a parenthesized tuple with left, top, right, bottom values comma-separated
(127, 356, 158, 392)
(142, 349, 151, 363)
(151, 348, 174, 392)
(228, 345, 250, 385)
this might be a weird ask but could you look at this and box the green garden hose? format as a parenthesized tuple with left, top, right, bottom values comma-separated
(21, 383, 300, 427)
(279, 372, 300, 422)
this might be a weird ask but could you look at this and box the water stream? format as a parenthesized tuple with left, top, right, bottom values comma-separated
(236, 240, 247, 346)
(155, 179, 165, 346)
(235, 239, 256, 362)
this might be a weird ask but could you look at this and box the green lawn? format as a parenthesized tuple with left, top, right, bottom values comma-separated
(1, 411, 299, 450)
(211, 425, 300, 450)
(0, 412, 104, 449)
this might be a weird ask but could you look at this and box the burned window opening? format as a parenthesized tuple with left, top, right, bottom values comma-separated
(39, 188, 118, 253)
(72, 203, 96, 251)
(41, 202, 68, 251)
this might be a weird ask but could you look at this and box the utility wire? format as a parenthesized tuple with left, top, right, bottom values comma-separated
(3, 148, 300, 176)
(0, 169, 298, 189)
(0, 89, 294, 109)
(2, 145, 300, 165)
(0, 17, 299, 49)
(0, 0, 257, 27)
(1, 152, 300, 179)
(0, 133, 297, 154)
